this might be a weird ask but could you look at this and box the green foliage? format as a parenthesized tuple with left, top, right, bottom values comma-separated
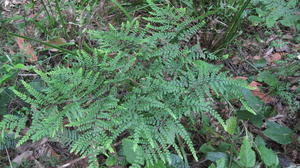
(0, 1, 253, 167)
(224, 116, 237, 135)
(255, 136, 279, 167)
(258, 146, 279, 167)
(249, 0, 300, 28)
(0, 134, 17, 150)
(263, 121, 294, 145)
(203, 134, 282, 168)
(206, 152, 228, 162)
(0, 113, 26, 151)
(239, 137, 256, 167)
(215, 158, 227, 168)
(0, 88, 14, 116)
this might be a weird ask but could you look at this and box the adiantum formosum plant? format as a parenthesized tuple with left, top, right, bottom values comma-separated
(0, 1, 254, 167)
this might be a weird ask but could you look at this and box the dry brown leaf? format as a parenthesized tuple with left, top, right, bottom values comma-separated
(231, 56, 240, 64)
(46, 146, 60, 158)
(234, 78, 276, 104)
(265, 52, 282, 63)
(270, 53, 282, 61)
(249, 81, 276, 104)
(44, 38, 67, 51)
(16, 37, 37, 62)
(249, 81, 262, 88)
(253, 56, 261, 60)
(291, 85, 297, 91)
(45, 38, 67, 46)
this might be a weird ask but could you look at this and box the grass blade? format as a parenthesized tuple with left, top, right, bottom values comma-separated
(7, 32, 75, 55)
(111, 0, 133, 21)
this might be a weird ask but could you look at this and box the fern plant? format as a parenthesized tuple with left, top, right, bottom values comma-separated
(0, 1, 252, 167)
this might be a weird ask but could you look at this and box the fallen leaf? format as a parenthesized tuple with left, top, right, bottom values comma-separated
(270, 53, 282, 61)
(253, 56, 261, 60)
(46, 146, 60, 158)
(265, 52, 282, 63)
(44, 38, 67, 51)
(249, 81, 262, 88)
(291, 85, 297, 91)
(249, 81, 276, 104)
(16, 36, 37, 62)
(231, 56, 240, 64)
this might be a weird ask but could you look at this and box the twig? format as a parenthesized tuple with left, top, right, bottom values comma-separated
(57, 155, 89, 168)
(214, 19, 228, 27)
(5, 147, 13, 168)
(4, 53, 13, 64)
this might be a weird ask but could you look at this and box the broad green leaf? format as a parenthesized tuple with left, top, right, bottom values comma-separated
(168, 154, 189, 168)
(263, 121, 293, 145)
(241, 88, 263, 114)
(200, 143, 216, 153)
(258, 145, 279, 167)
(237, 110, 264, 128)
(231, 162, 242, 168)
(217, 142, 232, 152)
(249, 15, 263, 25)
(206, 152, 227, 162)
(216, 158, 227, 168)
(254, 136, 266, 147)
(13, 63, 26, 69)
(225, 117, 237, 135)
(239, 137, 256, 167)
(105, 156, 117, 166)
(121, 139, 144, 164)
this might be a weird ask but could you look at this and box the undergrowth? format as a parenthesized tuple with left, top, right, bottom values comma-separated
(0, 0, 299, 168)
